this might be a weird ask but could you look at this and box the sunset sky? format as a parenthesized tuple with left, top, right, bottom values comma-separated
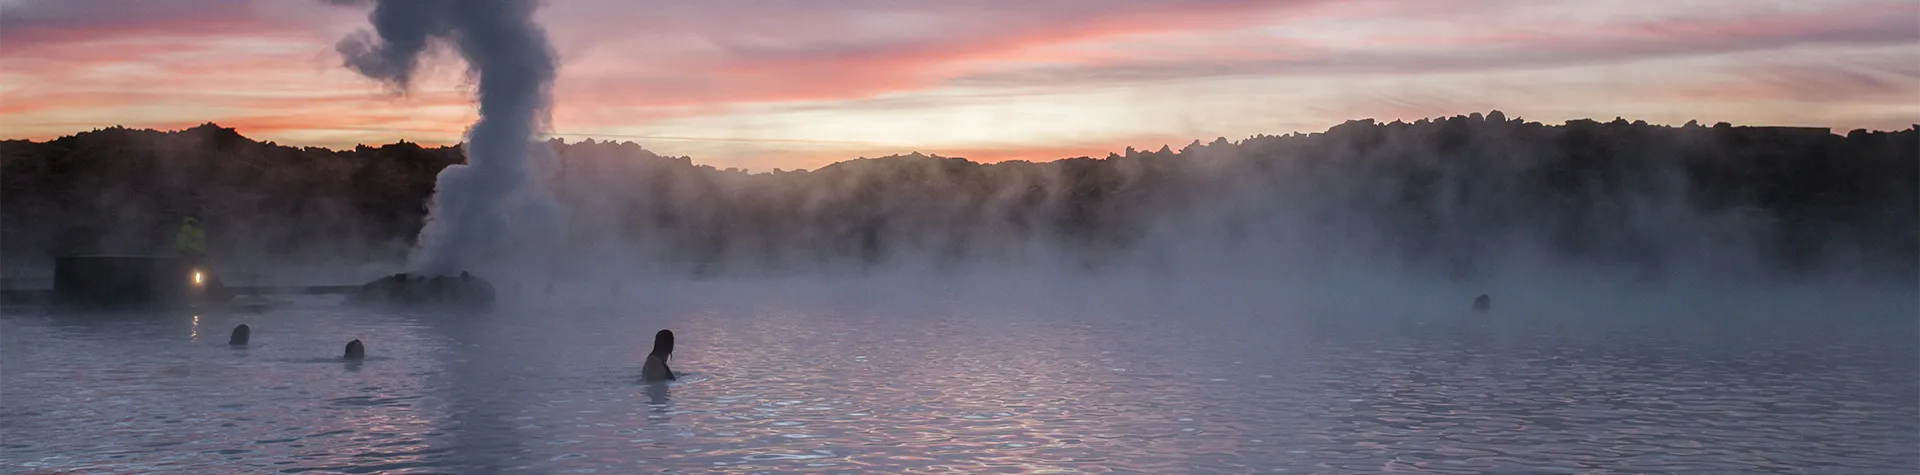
(3, 0, 1916, 171)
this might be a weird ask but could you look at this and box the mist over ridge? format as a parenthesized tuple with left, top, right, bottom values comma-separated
(3, 114, 1914, 300)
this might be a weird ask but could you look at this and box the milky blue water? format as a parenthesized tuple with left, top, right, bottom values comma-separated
(3, 282, 1916, 473)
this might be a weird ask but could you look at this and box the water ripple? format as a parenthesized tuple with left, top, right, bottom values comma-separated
(2, 298, 1915, 473)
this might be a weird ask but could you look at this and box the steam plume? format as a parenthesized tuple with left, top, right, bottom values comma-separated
(330, 0, 559, 275)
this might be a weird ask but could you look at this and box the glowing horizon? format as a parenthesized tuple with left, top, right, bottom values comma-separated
(3, 0, 1916, 171)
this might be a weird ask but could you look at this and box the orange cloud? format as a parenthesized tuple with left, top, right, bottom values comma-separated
(0, 11, 479, 146)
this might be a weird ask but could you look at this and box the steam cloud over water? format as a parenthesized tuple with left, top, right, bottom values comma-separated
(1, 116, 1912, 316)
(532, 119, 1916, 287)
(330, 0, 560, 275)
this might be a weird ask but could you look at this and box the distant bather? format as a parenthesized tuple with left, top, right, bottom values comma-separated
(345, 339, 365, 360)
(1473, 294, 1492, 312)
(642, 329, 676, 382)
(229, 324, 250, 346)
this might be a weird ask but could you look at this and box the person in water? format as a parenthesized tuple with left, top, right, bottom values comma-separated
(345, 339, 365, 360)
(229, 324, 250, 346)
(642, 329, 676, 382)
(1473, 294, 1492, 312)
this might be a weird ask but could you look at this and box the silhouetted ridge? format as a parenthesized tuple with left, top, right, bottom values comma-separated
(3, 114, 1913, 283)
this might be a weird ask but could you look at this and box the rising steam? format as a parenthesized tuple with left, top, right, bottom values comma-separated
(330, 0, 560, 275)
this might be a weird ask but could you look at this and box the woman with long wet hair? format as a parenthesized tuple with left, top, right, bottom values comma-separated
(642, 329, 675, 382)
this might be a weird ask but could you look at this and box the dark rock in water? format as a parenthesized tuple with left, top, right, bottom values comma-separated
(351, 271, 495, 309)
(1472, 294, 1492, 312)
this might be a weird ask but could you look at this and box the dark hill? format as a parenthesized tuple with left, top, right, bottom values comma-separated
(3, 115, 1913, 281)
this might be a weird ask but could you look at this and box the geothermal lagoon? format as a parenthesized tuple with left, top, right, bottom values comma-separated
(4, 0, 1916, 472)
(4, 279, 1914, 474)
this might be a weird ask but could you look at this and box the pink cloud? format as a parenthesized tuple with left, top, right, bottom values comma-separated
(1653, 57, 1920, 103)
(0, 0, 297, 49)
(954, 1, 1920, 87)
(551, 1, 1320, 113)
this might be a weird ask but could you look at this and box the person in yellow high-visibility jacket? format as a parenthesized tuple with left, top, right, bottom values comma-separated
(176, 217, 228, 301)
(176, 217, 206, 261)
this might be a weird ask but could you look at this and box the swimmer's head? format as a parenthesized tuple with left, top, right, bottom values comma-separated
(651, 329, 674, 359)
(345, 339, 365, 359)
(229, 324, 250, 346)
(1473, 294, 1492, 311)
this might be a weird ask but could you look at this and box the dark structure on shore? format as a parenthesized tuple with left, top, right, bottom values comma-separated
(350, 271, 496, 309)
(48, 255, 231, 309)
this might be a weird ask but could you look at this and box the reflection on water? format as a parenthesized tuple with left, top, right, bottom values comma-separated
(1, 293, 1915, 473)
(647, 382, 671, 407)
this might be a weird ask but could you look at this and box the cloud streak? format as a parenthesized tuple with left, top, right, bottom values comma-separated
(953, 2, 1920, 88)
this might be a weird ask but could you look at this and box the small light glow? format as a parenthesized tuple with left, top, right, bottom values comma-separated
(193, 271, 204, 285)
